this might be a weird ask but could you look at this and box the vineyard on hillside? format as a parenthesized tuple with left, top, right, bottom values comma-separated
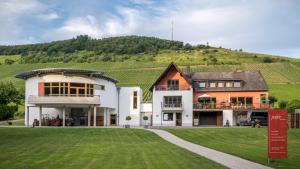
(0, 62, 300, 101)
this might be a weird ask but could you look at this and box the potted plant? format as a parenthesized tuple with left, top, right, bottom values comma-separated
(125, 116, 131, 128)
(143, 116, 149, 128)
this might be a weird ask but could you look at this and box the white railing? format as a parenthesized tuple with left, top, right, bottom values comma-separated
(28, 95, 101, 105)
(161, 102, 184, 111)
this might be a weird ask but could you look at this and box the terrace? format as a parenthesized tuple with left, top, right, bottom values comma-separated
(193, 102, 269, 110)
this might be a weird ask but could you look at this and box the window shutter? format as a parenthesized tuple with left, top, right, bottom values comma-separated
(38, 82, 44, 96)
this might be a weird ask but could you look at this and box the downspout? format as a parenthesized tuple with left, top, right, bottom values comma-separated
(117, 87, 120, 126)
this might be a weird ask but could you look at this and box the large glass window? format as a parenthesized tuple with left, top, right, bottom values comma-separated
(43, 82, 95, 97)
(164, 96, 182, 108)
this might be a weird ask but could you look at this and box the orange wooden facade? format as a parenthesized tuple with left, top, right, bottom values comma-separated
(156, 66, 190, 90)
(193, 91, 268, 109)
(38, 82, 44, 96)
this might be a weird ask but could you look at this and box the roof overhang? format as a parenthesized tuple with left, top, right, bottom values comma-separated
(15, 68, 118, 83)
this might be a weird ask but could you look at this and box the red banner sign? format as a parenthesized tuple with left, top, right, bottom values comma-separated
(268, 109, 288, 159)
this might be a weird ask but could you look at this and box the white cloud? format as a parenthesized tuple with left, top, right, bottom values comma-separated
(0, 0, 44, 44)
(47, 15, 102, 40)
(0, 0, 299, 57)
(47, 7, 141, 40)
(38, 12, 60, 21)
(130, 0, 154, 5)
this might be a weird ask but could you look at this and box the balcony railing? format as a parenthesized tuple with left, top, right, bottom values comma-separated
(193, 102, 269, 110)
(161, 102, 184, 112)
(155, 85, 191, 91)
(28, 95, 101, 105)
(44, 94, 94, 97)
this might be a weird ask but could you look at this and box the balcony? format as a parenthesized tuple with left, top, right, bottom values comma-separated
(161, 102, 184, 112)
(193, 102, 269, 110)
(155, 85, 191, 91)
(28, 95, 101, 105)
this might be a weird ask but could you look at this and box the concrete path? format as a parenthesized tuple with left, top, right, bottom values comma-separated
(148, 129, 273, 169)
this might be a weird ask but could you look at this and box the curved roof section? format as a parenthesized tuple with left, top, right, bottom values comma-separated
(15, 68, 118, 83)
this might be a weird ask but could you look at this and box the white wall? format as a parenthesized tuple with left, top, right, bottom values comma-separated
(141, 103, 152, 113)
(118, 87, 142, 126)
(24, 74, 118, 126)
(152, 88, 193, 126)
(223, 110, 233, 126)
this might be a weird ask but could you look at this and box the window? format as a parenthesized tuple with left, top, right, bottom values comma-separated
(163, 113, 173, 121)
(43, 82, 94, 97)
(199, 82, 206, 88)
(233, 81, 241, 87)
(218, 82, 224, 87)
(209, 82, 216, 87)
(100, 85, 105, 90)
(164, 96, 182, 108)
(167, 80, 179, 90)
(225, 82, 232, 87)
(133, 91, 138, 109)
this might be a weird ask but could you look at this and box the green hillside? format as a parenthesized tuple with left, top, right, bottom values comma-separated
(0, 61, 300, 102)
(0, 36, 299, 102)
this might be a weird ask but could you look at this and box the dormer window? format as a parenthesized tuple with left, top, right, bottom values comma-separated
(225, 82, 232, 87)
(233, 81, 241, 87)
(218, 82, 224, 87)
(209, 82, 216, 87)
(199, 82, 206, 88)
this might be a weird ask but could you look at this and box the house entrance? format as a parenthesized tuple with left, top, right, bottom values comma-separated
(110, 114, 117, 126)
(176, 113, 182, 126)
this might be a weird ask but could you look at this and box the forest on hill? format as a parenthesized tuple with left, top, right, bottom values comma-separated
(0, 35, 294, 64)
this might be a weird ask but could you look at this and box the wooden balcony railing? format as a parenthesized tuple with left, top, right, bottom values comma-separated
(193, 102, 269, 110)
(155, 85, 191, 91)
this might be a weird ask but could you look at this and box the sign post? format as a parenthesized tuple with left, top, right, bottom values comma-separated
(268, 109, 288, 163)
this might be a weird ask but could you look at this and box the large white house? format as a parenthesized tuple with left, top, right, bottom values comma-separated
(16, 63, 269, 127)
(16, 68, 151, 127)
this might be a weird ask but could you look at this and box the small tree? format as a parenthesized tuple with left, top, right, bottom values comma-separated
(268, 96, 278, 108)
(0, 82, 22, 120)
(278, 101, 287, 109)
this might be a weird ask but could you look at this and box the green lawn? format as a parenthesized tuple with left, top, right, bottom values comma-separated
(164, 128, 300, 169)
(0, 128, 226, 169)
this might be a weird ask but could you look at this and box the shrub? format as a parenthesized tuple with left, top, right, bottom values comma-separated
(143, 116, 148, 121)
(0, 105, 18, 121)
(4, 59, 15, 65)
(287, 99, 300, 113)
(278, 101, 287, 109)
(126, 116, 131, 121)
(262, 57, 273, 63)
(102, 55, 111, 62)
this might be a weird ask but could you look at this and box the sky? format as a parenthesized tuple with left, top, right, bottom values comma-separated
(0, 0, 300, 58)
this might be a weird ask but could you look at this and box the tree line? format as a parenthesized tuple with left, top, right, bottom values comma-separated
(0, 35, 206, 63)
